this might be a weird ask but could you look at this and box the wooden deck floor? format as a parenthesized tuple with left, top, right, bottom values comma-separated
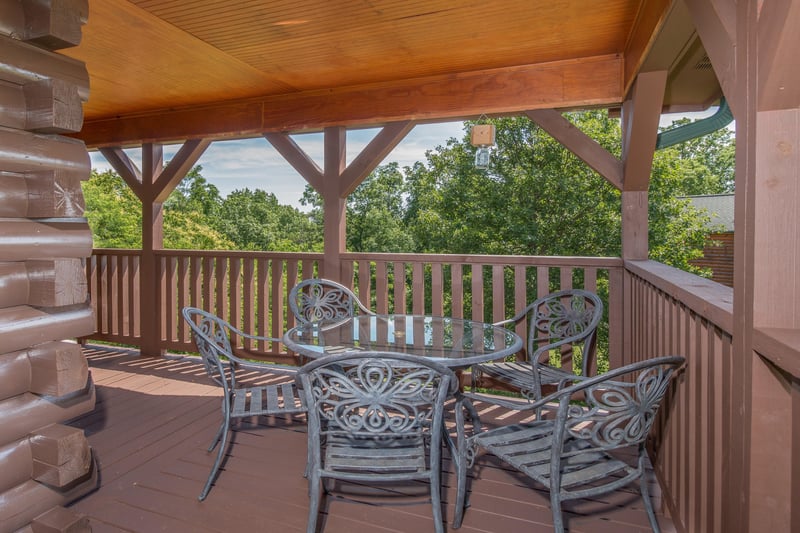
(67, 344, 675, 533)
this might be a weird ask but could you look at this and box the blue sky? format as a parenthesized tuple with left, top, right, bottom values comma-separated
(89, 121, 466, 210)
(89, 110, 724, 211)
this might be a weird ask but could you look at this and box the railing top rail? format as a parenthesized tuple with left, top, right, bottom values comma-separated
(93, 249, 624, 268)
(626, 259, 733, 335)
(343, 252, 623, 267)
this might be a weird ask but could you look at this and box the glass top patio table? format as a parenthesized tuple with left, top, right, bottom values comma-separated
(283, 314, 523, 368)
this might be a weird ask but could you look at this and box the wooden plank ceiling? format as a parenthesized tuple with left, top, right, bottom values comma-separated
(60, 0, 720, 147)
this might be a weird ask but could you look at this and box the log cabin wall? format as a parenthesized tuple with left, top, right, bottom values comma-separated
(0, 2, 98, 531)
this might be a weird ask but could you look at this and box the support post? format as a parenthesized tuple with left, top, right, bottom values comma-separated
(619, 71, 666, 372)
(266, 121, 414, 284)
(322, 127, 347, 280)
(98, 140, 210, 355)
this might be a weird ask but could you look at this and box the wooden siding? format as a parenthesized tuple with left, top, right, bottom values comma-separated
(68, 344, 676, 533)
(689, 232, 734, 288)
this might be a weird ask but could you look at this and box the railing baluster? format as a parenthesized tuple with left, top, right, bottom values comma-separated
(270, 258, 284, 341)
(471, 263, 483, 322)
(431, 262, 443, 316)
(411, 262, 424, 314)
(451, 263, 463, 319)
(375, 260, 388, 314)
(86, 249, 623, 364)
(242, 257, 255, 349)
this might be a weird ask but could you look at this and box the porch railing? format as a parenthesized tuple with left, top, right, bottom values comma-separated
(84, 249, 623, 368)
(625, 259, 734, 533)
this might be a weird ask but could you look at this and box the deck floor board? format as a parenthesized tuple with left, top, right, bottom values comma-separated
(68, 344, 676, 532)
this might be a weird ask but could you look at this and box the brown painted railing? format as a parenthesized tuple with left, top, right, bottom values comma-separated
(625, 260, 734, 533)
(85, 249, 623, 367)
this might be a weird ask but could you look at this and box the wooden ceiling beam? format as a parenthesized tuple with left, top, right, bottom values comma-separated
(97, 147, 142, 198)
(264, 132, 324, 191)
(74, 55, 623, 148)
(684, 0, 736, 114)
(339, 121, 415, 196)
(526, 109, 623, 190)
(153, 138, 211, 203)
(622, 0, 672, 95)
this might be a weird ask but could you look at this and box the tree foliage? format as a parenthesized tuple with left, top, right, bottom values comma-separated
(217, 188, 321, 251)
(82, 169, 142, 248)
(82, 165, 319, 251)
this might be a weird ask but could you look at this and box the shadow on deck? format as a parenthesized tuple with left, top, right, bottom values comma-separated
(67, 344, 675, 533)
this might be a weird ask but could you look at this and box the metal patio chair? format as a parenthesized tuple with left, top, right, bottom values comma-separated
(472, 289, 603, 402)
(289, 278, 375, 325)
(182, 307, 307, 501)
(454, 355, 685, 532)
(296, 352, 458, 533)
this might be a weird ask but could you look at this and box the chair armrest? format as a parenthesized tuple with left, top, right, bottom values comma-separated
(460, 389, 555, 413)
(530, 330, 594, 364)
(238, 360, 298, 376)
(228, 323, 281, 345)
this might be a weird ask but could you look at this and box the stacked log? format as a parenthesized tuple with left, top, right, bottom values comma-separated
(0, 2, 97, 532)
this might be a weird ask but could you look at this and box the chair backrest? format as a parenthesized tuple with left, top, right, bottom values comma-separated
(182, 307, 236, 392)
(296, 352, 456, 442)
(549, 356, 684, 455)
(513, 289, 603, 376)
(289, 278, 373, 325)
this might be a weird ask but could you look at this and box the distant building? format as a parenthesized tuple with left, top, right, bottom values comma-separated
(683, 194, 734, 287)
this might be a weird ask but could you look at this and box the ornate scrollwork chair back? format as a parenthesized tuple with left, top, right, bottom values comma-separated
(289, 278, 374, 325)
(473, 289, 603, 401)
(454, 355, 685, 533)
(296, 352, 457, 533)
(182, 307, 306, 501)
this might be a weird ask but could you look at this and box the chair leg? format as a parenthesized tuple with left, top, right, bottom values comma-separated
(306, 473, 321, 533)
(550, 489, 565, 533)
(639, 469, 661, 533)
(208, 419, 226, 452)
(452, 402, 471, 529)
(452, 449, 468, 529)
(430, 465, 444, 533)
(199, 414, 231, 501)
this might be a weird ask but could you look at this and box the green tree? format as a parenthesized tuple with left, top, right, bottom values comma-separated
(83, 167, 235, 250)
(82, 169, 142, 248)
(405, 114, 622, 257)
(217, 188, 321, 251)
(301, 162, 413, 252)
(165, 165, 222, 217)
(404, 111, 732, 272)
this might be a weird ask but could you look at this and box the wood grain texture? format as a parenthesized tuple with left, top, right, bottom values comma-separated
(26, 259, 89, 308)
(28, 341, 89, 397)
(0, 34, 88, 100)
(63, 0, 641, 123)
(76, 55, 624, 147)
(30, 424, 91, 488)
(0, 128, 89, 181)
(0, 304, 95, 355)
(0, 221, 92, 262)
(0, 0, 88, 50)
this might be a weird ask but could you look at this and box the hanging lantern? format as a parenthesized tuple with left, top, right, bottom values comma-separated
(470, 123, 496, 170)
